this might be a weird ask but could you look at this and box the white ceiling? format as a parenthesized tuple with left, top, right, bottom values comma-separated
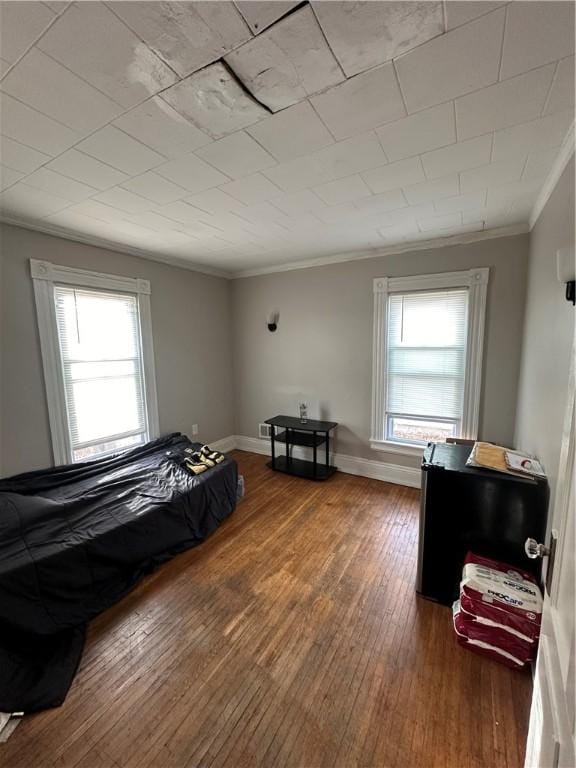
(0, 1, 574, 276)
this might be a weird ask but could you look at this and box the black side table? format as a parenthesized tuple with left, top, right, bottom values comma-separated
(265, 415, 338, 480)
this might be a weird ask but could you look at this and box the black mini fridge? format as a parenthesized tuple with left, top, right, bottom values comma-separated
(417, 442, 549, 606)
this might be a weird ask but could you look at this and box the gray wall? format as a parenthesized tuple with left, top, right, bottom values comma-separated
(515, 157, 575, 507)
(0, 223, 235, 477)
(232, 234, 529, 467)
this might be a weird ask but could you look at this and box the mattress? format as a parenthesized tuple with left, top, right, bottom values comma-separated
(0, 433, 237, 713)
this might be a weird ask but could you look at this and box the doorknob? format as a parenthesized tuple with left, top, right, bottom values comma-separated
(525, 537, 550, 559)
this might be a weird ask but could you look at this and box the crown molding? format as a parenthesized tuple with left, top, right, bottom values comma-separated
(0, 215, 231, 280)
(1, 215, 531, 283)
(529, 121, 575, 230)
(233, 224, 529, 278)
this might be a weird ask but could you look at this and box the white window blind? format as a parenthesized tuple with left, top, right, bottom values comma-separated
(54, 286, 149, 462)
(386, 288, 468, 444)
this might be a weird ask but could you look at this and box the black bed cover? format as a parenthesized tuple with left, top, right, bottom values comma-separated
(0, 433, 237, 713)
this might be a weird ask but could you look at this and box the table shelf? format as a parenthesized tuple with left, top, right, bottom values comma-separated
(266, 457, 337, 481)
(265, 415, 338, 482)
(274, 430, 326, 448)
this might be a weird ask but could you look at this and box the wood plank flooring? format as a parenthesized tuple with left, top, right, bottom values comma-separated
(0, 451, 532, 768)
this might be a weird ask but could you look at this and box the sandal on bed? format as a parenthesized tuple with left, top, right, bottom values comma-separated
(200, 445, 225, 464)
(185, 459, 207, 475)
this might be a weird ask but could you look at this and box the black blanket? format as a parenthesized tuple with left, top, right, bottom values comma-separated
(0, 433, 237, 713)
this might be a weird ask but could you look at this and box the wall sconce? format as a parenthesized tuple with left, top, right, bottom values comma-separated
(267, 310, 279, 332)
(557, 247, 575, 305)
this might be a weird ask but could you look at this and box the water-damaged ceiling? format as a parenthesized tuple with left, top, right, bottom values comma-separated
(0, 1, 574, 275)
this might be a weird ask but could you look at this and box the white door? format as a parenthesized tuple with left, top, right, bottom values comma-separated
(525, 348, 575, 768)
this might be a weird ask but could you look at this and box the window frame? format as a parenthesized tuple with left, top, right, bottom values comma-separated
(31, 259, 160, 466)
(370, 268, 489, 457)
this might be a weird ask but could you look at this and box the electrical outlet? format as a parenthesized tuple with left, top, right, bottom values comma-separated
(192, 424, 198, 436)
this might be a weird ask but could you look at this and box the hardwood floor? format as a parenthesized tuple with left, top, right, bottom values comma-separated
(1, 451, 532, 768)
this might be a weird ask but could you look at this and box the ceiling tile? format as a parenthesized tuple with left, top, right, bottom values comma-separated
(313, 133, 389, 181)
(433, 189, 487, 214)
(121, 172, 188, 205)
(113, 96, 211, 159)
(433, 220, 485, 236)
(362, 156, 425, 193)
(421, 135, 492, 179)
(395, 8, 505, 113)
(0, 0, 568, 272)
(246, 100, 334, 162)
(500, 1, 575, 80)
(460, 156, 527, 192)
(42, 2, 68, 13)
(0, 1, 56, 63)
(269, 189, 326, 217)
(195, 131, 276, 180)
(0, 136, 51, 174)
(310, 64, 406, 141)
(312, 1, 443, 77)
(492, 110, 574, 163)
(160, 62, 269, 140)
(23, 168, 98, 202)
(403, 174, 459, 205)
(94, 187, 154, 214)
(507, 198, 535, 220)
(156, 154, 230, 194)
(462, 205, 510, 227)
(0, 165, 24, 192)
(456, 64, 556, 139)
(314, 202, 359, 224)
(122, 211, 180, 233)
(184, 188, 247, 216)
(418, 212, 462, 231)
(156, 200, 206, 226)
(46, 149, 129, 191)
(76, 126, 166, 176)
(225, 5, 344, 112)
(0, 93, 80, 156)
(220, 172, 282, 205)
(196, 210, 258, 236)
(486, 179, 542, 208)
(262, 153, 330, 193)
(0, 57, 11, 77)
(68, 199, 132, 224)
(107, 1, 250, 78)
(522, 147, 560, 182)
(378, 221, 419, 241)
(445, 2, 505, 31)
(354, 189, 408, 214)
(234, 200, 291, 226)
(544, 56, 575, 116)
(0, 182, 71, 217)
(0, 48, 123, 134)
(262, 132, 387, 193)
(131, 227, 195, 246)
(37, 2, 177, 109)
(377, 202, 435, 228)
(43, 209, 119, 236)
(234, 1, 300, 34)
(375, 102, 456, 161)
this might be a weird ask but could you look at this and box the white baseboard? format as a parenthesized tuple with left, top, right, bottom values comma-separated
(218, 434, 420, 489)
(210, 435, 238, 454)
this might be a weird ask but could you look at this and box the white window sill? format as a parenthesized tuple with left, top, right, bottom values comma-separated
(370, 440, 425, 458)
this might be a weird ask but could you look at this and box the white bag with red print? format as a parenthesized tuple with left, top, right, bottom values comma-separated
(460, 552, 542, 643)
(452, 600, 531, 669)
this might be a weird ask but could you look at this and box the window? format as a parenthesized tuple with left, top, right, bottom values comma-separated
(371, 269, 489, 456)
(32, 260, 159, 465)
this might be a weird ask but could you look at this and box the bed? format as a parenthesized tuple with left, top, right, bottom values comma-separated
(0, 433, 238, 714)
